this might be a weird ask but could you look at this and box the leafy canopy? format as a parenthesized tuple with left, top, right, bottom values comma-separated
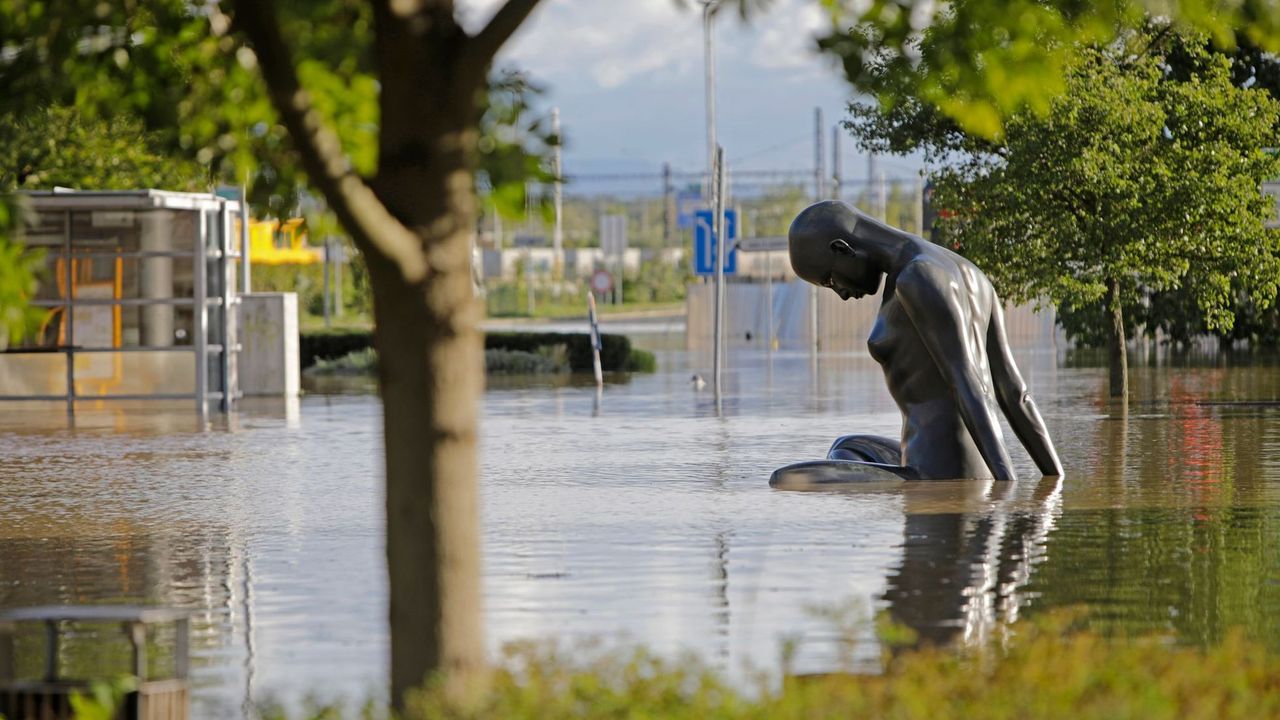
(817, 0, 1280, 137)
(853, 28, 1280, 337)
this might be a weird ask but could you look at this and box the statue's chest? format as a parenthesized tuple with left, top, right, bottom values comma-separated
(867, 300, 907, 365)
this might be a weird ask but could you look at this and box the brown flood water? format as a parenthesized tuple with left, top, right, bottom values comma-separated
(2, 341, 1280, 716)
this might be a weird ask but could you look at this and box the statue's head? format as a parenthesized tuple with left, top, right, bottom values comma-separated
(788, 200, 883, 300)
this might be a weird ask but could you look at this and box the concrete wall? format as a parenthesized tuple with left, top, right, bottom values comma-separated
(238, 292, 299, 397)
(686, 280, 1063, 352)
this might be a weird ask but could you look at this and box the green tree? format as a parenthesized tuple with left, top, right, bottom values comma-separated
(853, 30, 1280, 397)
(0, 105, 207, 191)
(7, 0, 1280, 710)
(819, 0, 1280, 138)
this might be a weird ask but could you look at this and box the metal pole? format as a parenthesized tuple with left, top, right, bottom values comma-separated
(915, 175, 925, 235)
(239, 187, 251, 293)
(334, 242, 343, 318)
(703, 1, 718, 197)
(814, 107, 825, 200)
(323, 237, 332, 328)
(878, 168, 887, 224)
(712, 146, 726, 397)
(766, 252, 774, 350)
(587, 291, 604, 387)
(195, 210, 209, 417)
(219, 200, 233, 413)
(662, 162, 674, 247)
(63, 211, 74, 414)
(832, 125, 842, 200)
(525, 248, 535, 315)
(552, 107, 564, 273)
(867, 153, 878, 218)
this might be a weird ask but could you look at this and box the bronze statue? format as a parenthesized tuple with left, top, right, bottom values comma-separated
(771, 201, 1063, 487)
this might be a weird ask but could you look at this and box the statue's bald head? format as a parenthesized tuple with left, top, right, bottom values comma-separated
(788, 200, 860, 285)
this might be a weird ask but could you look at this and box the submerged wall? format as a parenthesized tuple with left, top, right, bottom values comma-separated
(686, 280, 1064, 352)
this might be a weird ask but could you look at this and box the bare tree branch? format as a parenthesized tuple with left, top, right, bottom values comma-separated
(465, 0, 545, 68)
(231, 0, 428, 283)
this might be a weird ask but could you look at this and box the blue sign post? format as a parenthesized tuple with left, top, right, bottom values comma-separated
(693, 208, 738, 276)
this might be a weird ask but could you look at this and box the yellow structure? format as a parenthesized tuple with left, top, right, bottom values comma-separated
(248, 217, 322, 265)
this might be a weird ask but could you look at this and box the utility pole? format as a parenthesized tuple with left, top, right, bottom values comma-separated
(878, 167, 887, 224)
(712, 145, 727, 401)
(662, 162, 674, 247)
(831, 125, 842, 200)
(915, 174, 925, 236)
(703, 1, 719, 200)
(814, 107, 825, 200)
(551, 107, 563, 273)
(867, 153, 879, 218)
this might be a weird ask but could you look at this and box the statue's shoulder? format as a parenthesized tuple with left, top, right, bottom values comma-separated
(895, 254, 952, 290)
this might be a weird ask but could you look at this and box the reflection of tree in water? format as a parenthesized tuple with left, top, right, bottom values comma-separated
(1017, 369, 1280, 647)
(882, 477, 1063, 649)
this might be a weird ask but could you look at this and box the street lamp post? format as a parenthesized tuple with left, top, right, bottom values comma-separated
(702, 0, 719, 195)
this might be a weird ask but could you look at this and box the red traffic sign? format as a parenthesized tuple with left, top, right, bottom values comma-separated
(590, 269, 613, 294)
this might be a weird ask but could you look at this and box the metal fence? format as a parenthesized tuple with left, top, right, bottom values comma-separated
(0, 191, 244, 414)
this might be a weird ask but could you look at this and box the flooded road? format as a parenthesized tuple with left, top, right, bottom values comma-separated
(3, 343, 1280, 716)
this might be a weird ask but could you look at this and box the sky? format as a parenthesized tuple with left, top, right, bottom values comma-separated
(460, 0, 921, 191)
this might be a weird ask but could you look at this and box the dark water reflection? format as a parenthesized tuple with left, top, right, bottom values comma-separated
(3, 346, 1280, 716)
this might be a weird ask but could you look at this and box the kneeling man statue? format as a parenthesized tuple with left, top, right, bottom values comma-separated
(771, 201, 1064, 487)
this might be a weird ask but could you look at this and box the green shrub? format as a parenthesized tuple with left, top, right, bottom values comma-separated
(304, 348, 378, 376)
(626, 348, 656, 373)
(402, 613, 1280, 719)
(299, 330, 653, 374)
(300, 330, 376, 370)
(485, 346, 569, 375)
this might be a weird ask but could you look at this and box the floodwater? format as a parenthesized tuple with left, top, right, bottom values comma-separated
(3, 335, 1280, 717)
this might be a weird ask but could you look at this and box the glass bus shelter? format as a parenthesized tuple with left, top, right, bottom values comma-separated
(0, 190, 249, 414)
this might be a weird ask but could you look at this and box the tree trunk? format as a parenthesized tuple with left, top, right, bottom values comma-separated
(1106, 278, 1128, 398)
(371, 21, 488, 706)
(369, 242, 485, 708)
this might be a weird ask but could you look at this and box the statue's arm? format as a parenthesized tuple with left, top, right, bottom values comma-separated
(895, 263, 1018, 482)
(986, 302, 1065, 477)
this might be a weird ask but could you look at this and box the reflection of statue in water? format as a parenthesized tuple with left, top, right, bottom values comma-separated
(885, 476, 1063, 648)
(771, 201, 1063, 486)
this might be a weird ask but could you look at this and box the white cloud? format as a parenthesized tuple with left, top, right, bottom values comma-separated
(458, 0, 832, 88)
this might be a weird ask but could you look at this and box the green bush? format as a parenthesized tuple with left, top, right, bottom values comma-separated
(299, 331, 654, 374)
(401, 613, 1280, 719)
(483, 331, 633, 373)
(300, 330, 376, 370)
(626, 348, 656, 373)
(485, 346, 568, 375)
(304, 348, 378, 376)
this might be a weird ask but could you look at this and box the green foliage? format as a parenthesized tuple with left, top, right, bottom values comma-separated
(0, 195, 45, 347)
(0, 106, 207, 191)
(485, 346, 569, 375)
(299, 330, 648, 374)
(817, 0, 1280, 138)
(305, 347, 379, 376)
(626, 348, 657, 373)
(856, 28, 1280, 348)
(68, 676, 138, 720)
(484, 332, 637, 374)
(395, 612, 1280, 719)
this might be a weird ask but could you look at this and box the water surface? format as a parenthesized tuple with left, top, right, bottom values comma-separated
(3, 343, 1280, 716)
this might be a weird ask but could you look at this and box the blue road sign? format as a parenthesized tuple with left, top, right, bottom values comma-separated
(693, 208, 738, 275)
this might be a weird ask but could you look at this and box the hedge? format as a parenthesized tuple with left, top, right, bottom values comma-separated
(300, 329, 645, 373)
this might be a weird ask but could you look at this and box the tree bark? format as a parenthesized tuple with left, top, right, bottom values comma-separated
(1107, 277, 1128, 398)
(369, 4, 489, 708)
(235, 0, 547, 710)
